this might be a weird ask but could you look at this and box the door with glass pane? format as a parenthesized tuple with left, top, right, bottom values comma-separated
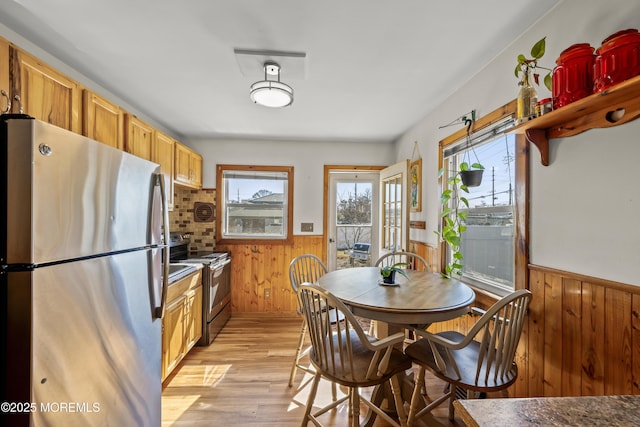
(378, 160, 409, 259)
(327, 171, 379, 271)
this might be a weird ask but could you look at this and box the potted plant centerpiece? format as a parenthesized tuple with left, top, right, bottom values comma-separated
(380, 262, 410, 284)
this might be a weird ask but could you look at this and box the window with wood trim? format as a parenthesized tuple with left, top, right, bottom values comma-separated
(439, 101, 528, 295)
(216, 165, 293, 244)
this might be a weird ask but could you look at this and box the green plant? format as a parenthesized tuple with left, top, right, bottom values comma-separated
(380, 262, 410, 280)
(515, 37, 552, 91)
(435, 167, 470, 278)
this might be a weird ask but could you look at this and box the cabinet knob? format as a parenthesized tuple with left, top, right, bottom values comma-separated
(13, 94, 23, 114)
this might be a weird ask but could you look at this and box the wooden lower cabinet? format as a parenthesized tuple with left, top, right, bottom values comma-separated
(162, 296, 186, 381)
(185, 287, 203, 350)
(162, 270, 203, 382)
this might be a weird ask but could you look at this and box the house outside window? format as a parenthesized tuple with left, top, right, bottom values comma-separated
(442, 119, 516, 296)
(216, 165, 293, 244)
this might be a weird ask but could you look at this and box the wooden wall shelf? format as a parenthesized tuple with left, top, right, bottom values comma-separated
(510, 74, 640, 166)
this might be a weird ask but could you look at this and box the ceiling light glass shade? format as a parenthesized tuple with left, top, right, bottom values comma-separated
(250, 80, 293, 108)
(250, 61, 294, 108)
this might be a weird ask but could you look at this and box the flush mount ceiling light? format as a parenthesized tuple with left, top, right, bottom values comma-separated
(250, 61, 293, 108)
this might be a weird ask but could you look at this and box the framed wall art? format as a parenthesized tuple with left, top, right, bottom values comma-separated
(410, 158, 422, 212)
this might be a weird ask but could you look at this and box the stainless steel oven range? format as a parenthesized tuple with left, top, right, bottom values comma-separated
(169, 233, 231, 345)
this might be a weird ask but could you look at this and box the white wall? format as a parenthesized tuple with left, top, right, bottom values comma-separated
(395, 0, 640, 286)
(188, 137, 394, 236)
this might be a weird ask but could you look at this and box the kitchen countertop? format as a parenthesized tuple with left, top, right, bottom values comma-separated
(454, 395, 640, 427)
(167, 262, 202, 284)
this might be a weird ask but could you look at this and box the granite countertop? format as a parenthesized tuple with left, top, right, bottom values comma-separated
(454, 395, 640, 427)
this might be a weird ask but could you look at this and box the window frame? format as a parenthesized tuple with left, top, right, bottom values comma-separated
(438, 100, 529, 297)
(215, 164, 294, 245)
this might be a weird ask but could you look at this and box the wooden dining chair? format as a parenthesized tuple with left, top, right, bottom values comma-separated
(374, 251, 432, 273)
(288, 254, 342, 390)
(298, 282, 412, 427)
(371, 251, 432, 336)
(404, 289, 532, 425)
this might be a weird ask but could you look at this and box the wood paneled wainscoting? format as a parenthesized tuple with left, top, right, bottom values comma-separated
(428, 265, 640, 399)
(526, 265, 639, 398)
(216, 235, 324, 313)
(409, 240, 440, 274)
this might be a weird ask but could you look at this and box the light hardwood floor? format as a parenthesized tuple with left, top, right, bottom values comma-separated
(162, 313, 465, 426)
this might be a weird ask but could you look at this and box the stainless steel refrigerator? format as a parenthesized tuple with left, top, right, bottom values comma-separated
(1, 116, 169, 426)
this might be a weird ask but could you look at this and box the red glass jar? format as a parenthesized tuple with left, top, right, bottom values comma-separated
(552, 43, 595, 109)
(594, 29, 640, 92)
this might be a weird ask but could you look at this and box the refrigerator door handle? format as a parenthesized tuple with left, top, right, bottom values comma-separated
(154, 172, 170, 319)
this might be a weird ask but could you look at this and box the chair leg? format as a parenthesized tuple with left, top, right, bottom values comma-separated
(301, 373, 321, 427)
(448, 386, 458, 421)
(351, 387, 360, 427)
(289, 319, 308, 387)
(408, 368, 453, 426)
(407, 366, 425, 426)
(389, 375, 408, 427)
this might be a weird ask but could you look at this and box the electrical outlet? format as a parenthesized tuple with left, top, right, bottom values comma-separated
(301, 222, 314, 232)
(264, 288, 270, 299)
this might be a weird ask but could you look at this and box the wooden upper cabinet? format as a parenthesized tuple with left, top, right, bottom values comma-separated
(124, 114, 154, 160)
(175, 141, 202, 189)
(82, 90, 124, 150)
(12, 48, 81, 132)
(174, 142, 191, 184)
(191, 151, 202, 188)
(0, 37, 9, 112)
(153, 131, 176, 210)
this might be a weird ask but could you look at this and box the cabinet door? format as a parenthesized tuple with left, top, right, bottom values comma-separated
(175, 142, 203, 189)
(162, 296, 186, 381)
(174, 142, 192, 186)
(82, 90, 124, 150)
(191, 151, 203, 189)
(13, 48, 81, 132)
(185, 286, 203, 351)
(125, 114, 154, 160)
(153, 131, 175, 210)
(0, 37, 9, 112)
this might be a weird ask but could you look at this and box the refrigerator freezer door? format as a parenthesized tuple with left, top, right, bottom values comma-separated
(5, 119, 163, 265)
(13, 250, 162, 426)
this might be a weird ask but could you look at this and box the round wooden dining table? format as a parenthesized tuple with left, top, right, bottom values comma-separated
(317, 266, 475, 328)
(316, 266, 476, 426)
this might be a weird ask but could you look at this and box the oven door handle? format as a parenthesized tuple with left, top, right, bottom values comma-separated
(217, 258, 231, 268)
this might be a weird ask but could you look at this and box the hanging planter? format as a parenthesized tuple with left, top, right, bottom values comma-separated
(459, 118, 485, 187)
(460, 169, 484, 187)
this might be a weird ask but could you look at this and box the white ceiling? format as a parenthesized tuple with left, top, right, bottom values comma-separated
(0, 0, 560, 143)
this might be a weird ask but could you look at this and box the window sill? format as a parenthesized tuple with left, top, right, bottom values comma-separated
(216, 237, 292, 246)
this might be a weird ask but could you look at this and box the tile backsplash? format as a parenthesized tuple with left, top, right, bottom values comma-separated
(169, 187, 216, 253)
